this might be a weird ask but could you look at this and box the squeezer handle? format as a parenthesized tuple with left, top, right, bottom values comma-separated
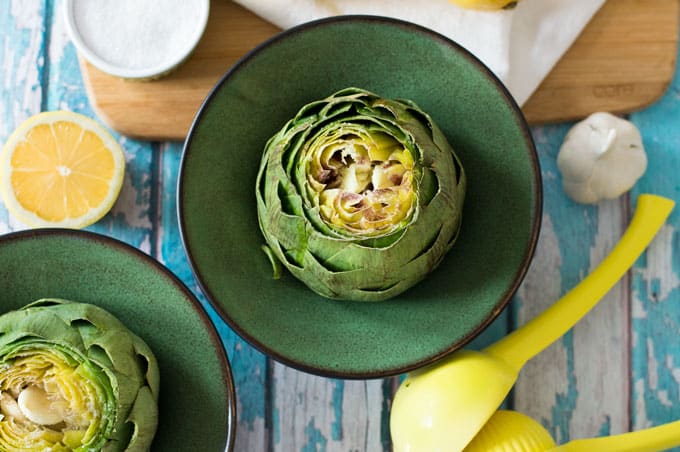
(484, 194, 675, 371)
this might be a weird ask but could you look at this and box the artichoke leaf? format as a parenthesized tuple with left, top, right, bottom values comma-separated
(0, 299, 159, 451)
(256, 87, 466, 301)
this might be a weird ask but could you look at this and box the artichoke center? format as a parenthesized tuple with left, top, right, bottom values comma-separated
(0, 348, 105, 450)
(306, 129, 416, 236)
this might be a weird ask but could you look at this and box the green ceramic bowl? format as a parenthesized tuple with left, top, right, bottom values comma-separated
(179, 16, 542, 378)
(0, 229, 235, 451)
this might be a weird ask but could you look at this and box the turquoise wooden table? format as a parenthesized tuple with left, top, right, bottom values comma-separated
(2, 1, 680, 451)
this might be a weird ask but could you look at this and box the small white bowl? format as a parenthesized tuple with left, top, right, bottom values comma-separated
(64, 0, 209, 80)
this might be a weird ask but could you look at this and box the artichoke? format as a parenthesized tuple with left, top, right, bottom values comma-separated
(0, 298, 159, 451)
(256, 87, 466, 301)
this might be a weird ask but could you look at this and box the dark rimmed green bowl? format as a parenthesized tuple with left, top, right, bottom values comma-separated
(0, 229, 235, 451)
(179, 16, 542, 378)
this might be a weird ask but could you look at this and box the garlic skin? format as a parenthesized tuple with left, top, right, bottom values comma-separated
(557, 112, 647, 204)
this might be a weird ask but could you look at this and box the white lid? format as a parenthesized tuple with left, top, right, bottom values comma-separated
(64, 0, 210, 79)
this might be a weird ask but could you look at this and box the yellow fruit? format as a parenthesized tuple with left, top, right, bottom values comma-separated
(448, 0, 519, 10)
(0, 111, 125, 229)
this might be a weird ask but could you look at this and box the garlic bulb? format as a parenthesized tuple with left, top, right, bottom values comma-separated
(557, 112, 647, 204)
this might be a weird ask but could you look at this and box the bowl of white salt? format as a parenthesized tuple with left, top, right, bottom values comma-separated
(64, 0, 209, 80)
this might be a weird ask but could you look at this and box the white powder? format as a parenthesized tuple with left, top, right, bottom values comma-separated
(72, 0, 206, 71)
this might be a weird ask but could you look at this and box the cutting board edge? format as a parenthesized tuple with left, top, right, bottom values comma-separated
(524, 77, 677, 125)
(78, 0, 680, 140)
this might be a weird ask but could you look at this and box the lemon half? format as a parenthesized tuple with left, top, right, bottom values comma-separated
(0, 111, 125, 229)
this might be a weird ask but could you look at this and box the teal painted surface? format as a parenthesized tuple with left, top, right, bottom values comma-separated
(0, 1, 47, 228)
(630, 43, 680, 451)
(159, 141, 269, 438)
(302, 419, 327, 452)
(0, 231, 234, 451)
(48, 0, 155, 248)
(0, 2, 268, 449)
(331, 381, 343, 440)
(524, 122, 600, 441)
(2, 1, 680, 451)
(176, 16, 538, 378)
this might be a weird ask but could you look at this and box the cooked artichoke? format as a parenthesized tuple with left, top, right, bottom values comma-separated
(256, 87, 466, 301)
(0, 298, 159, 451)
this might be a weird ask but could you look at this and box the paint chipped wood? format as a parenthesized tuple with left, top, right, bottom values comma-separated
(1, 2, 680, 451)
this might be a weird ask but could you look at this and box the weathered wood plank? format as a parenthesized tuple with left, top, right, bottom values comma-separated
(47, 0, 155, 250)
(0, 0, 156, 249)
(569, 198, 628, 439)
(5, 3, 680, 452)
(629, 53, 680, 448)
(158, 141, 269, 451)
(0, 0, 47, 233)
(513, 123, 629, 443)
(269, 270, 513, 451)
(267, 193, 515, 452)
(271, 365, 389, 452)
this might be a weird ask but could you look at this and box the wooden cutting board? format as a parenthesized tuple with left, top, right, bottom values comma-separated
(80, 0, 679, 141)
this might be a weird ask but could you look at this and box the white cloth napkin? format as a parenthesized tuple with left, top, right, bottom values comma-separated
(234, 0, 605, 106)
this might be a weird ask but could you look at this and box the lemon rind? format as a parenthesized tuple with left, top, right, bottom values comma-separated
(0, 111, 125, 229)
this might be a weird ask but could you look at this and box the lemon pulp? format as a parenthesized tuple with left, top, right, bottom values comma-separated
(0, 111, 125, 228)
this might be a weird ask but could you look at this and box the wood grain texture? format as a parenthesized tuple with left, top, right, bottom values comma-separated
(77, 0, 679, 141)
(569, 199, 629, 439)
(50, 1, 155, 250)
(158, 141, 270, 452)
(79, 0, 279, 141)
(523, 0, 679, 124)
(270, 367, 389, 451)
(629, 59, 680, 447)
(511, 31, 680, 448)
(513, 138, 638, 445)
(0, 0, 47, 231)
(3, 2, 680, 451)
(0, 0, 156, 247)
(513, 195, 630, 442)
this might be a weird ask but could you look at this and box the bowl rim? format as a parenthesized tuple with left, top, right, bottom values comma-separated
(62, 0, 210, 79)
(178, 14, 543, 379)
(0, 228, 237, 450)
